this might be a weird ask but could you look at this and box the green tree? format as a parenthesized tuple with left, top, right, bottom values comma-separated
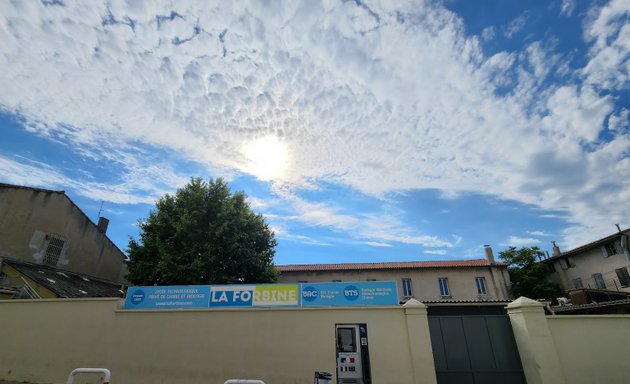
(499, 246, 564, 300)
(126, 178, 278, 285)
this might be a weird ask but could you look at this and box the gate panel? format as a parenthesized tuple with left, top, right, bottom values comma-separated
(428, 315, 526, 384)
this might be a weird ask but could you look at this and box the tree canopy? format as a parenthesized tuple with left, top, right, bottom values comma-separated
(126, 177, 278, 285)
(499, 246, 564, 301)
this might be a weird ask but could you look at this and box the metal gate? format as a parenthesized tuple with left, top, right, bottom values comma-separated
(428, 313, 526, 384)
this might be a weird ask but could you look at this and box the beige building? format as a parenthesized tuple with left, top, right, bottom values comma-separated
(542, 228, 630, 293)
(278, 248, 511, 302)
(0, 183, 126, 283)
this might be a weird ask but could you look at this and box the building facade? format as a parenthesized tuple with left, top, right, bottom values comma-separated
(278, 249, 511, 302)
(542, 228, 630, 293)
(0, 183, 126, 283)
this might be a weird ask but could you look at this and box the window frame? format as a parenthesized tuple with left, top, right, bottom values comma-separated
(402, 278, 413, 298)
(615, 268, 630, 288)
(592, 273, 606, 289)
(572, 277, 583, 289)
(438, 277, 450, 297)
(475, 277, 487, 295)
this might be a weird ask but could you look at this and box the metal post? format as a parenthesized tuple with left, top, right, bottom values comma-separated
(66, 368, 111, 384)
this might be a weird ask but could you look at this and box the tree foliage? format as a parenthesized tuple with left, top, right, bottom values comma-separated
(126, 178, 278, 285)
(499, 246, 563, 300)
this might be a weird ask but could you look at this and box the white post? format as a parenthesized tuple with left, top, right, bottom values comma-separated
(66, 368, 111, 384)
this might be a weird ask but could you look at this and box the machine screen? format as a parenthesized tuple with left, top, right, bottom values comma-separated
(337, 327, 357, 352)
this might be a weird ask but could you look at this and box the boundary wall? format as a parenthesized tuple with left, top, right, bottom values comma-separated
(2, 297, 630, 384)
(0, 298, 435, 384)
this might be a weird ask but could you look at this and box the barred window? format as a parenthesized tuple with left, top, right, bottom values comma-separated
(43, 235, 65, 266)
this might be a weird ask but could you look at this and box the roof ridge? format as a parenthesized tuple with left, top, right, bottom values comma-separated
(0, 182, 64, 194)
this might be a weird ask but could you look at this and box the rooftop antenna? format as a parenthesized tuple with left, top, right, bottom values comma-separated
(615, 224, 622, 232)
(97, 200, 104, 219)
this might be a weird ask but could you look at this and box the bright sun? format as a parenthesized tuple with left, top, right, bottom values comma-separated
(242, 136, 288, 181)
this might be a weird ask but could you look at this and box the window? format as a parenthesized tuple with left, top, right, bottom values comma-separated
(559, 259, 569, 270)
(602, 242, 618, 257)
(572, 278, 583, 289)
(548, 263, 557, 273)
(567, 257, 576, 268)
(592, 273, 606, 289)
(438, 278, 450, 297)
(402, 278, 413, 297)
(42, 235, 65, 266)
(616, 268, 630, 288)
(475, 277, 487, 295)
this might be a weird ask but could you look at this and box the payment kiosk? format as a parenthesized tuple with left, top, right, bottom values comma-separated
(335, 324, 371, 384)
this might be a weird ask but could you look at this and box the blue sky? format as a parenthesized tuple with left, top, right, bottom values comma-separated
(0, 0, 628, 265)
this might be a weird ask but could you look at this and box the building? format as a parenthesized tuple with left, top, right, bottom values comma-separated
(0, 258, 125, 300)
(542, 228, 630, 293)
(0, 183, 127, 283)
(277, 246, 511, 302)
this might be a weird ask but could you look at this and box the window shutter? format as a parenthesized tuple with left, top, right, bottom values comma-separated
(601, 246, 609, 258)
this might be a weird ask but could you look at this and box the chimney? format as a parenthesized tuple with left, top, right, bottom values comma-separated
(97, 217, 110, 234)
(552, 241, 561, 256)
(484, 245, 495, 264)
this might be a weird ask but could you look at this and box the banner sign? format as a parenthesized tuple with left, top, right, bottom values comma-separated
(300, 281, 398, 307)
(124, 281, 398, 310)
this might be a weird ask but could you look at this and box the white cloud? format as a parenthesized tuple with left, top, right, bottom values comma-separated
(608, 108, 629, 132)
(0, 0, 627, 250)
(365, 241, 392, 248)
(561, 0, 576, 16)
(504, 14, 528, 38)
(583, 0, 630, 90)
(527, 231, 549, 236)
(424, 249, 447, 255)
(506, 236, 542, 247)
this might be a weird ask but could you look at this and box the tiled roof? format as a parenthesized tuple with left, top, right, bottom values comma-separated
(3, 258, 125, 298)
(277, 259, 504, 272)
(542, 228, 630, 263)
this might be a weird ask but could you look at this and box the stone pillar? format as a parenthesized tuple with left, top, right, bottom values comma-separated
(403, 299, 437, 384)
(506, 297, 566, 384)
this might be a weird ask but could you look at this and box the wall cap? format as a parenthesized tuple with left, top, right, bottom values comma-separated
(506, 296, 544, 309)
(402, 298, 427, 309)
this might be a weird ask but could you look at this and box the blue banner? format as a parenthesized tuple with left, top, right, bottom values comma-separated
(124, 281, 398, 310)
(300, 281, 398, 307)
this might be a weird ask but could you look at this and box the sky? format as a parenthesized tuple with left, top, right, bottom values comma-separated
(0, 0, 628, 265)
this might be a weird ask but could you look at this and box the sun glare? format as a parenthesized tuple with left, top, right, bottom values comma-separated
(243, 136, 288, 181)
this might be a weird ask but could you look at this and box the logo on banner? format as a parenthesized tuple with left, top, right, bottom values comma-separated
(130, 289, 145, 304)
(344, 285, 359, 301)
(302, 286, 318, 302)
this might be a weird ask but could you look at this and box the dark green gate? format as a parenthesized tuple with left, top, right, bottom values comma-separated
(428, 311, 526, 384)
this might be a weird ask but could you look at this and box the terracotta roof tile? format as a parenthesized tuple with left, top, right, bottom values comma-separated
(277, 259, 504, 272)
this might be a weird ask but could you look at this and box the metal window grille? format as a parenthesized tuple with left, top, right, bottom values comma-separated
(615, 268, 630, 288)
(475, 277, 487, 295)
(592, 273, 606, 289)
(43, 236, 65, 266)
(402, 278, 413, 297)
(438, 278, 450, 296)
(572, 277, 583, 289)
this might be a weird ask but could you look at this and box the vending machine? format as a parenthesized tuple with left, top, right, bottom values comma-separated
(335, 324, 371, 384)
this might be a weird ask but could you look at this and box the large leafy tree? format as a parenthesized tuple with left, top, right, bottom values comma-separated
(499, 246, 564, 300)
(126, 178, 278, 285)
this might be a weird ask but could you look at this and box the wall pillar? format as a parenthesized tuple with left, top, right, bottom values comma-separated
(506, 297, 566, 384)
(403, 299, 437, 384)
